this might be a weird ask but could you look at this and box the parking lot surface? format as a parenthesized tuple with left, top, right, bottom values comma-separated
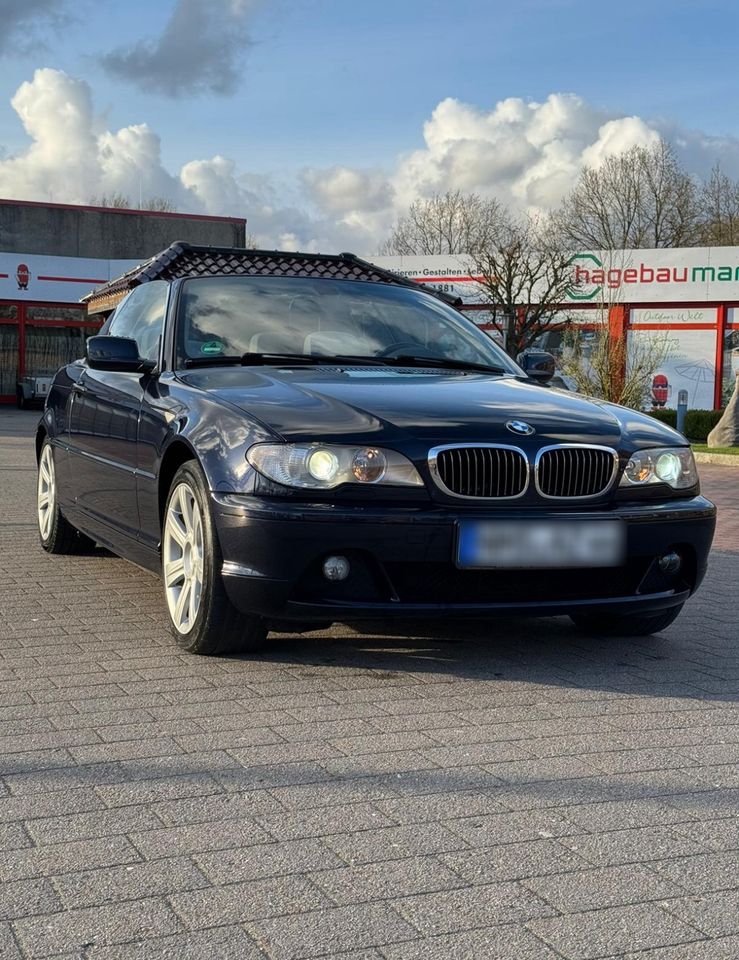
(0, 409, 737, 960)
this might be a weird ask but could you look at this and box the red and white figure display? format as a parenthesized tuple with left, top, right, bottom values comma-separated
(16, 263, 30, 290)
(651, 374, 671, 408)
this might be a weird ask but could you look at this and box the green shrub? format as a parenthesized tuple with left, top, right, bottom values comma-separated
(648, 409, 677, 428)
(684, 409, 723, 442)
(647, 408, 722, 441)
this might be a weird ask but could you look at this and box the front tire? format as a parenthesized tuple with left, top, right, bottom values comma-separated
(570, 604, 685, 637)
(37, 439, 94, 554)
(162, 462, 267, 656)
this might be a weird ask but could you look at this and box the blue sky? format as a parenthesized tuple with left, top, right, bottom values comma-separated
(1, 0, 738, 249)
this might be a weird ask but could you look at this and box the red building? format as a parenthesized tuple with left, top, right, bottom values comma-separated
(0, 199, 246, 404)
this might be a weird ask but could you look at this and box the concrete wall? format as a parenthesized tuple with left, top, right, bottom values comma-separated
(0, 200, 246, 259)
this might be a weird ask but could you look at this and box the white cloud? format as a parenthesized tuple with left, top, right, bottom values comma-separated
(2, 70, 739, 253)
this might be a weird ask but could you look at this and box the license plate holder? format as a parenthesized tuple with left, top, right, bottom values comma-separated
(456, 519, 625, 569)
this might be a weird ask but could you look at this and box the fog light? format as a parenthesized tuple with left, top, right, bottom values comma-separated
(658, 551, 681, 575)
(323, 555, 350, 581)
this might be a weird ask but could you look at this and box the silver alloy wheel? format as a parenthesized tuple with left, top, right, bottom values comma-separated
(37, 444, 55, 541)
(163, 482, 204, 634)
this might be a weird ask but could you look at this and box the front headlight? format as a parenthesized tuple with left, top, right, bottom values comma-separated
(246, 443, 424, 489)
(620, 447, 698, 490)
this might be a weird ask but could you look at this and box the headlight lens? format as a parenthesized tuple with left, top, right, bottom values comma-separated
(620, 447, 698, 490)
(247, 443, 423, 489)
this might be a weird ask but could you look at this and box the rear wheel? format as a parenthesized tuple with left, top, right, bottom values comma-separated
(162, 461, 267, 656)
(570, 604, 685, 637)
(37, 439, 94, 554)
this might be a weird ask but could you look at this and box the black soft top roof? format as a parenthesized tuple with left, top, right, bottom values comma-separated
(82, 241, 463, 315)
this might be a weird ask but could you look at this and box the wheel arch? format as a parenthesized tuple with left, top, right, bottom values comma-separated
(158, 439, 198, 527)
(35, 424, 48, 464)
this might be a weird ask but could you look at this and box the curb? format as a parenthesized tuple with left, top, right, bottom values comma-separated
(694, 452, 739, 466)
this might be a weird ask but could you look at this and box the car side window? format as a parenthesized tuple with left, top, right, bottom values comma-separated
(108, 281, 169, 363)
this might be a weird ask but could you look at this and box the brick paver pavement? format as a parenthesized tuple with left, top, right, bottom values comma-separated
(0, 409, 737, 959)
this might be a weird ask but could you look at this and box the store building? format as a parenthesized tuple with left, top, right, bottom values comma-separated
(373, 248, 739, 411)
(0, 199, 246, 404)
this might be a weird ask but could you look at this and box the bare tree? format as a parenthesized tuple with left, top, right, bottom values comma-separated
(467, 212, 575, 356)
(142, 196, 176, 213)
(558, 308, 675, 409)
(379, 190, 503, 255)
(698, 163, 739, 246)
(557, 139, 699, 249)
(90, 193, 175, 212)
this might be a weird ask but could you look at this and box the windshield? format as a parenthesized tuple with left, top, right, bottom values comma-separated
(175, 276, 521, 374)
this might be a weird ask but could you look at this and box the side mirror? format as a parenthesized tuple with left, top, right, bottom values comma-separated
(517, 349, 556, 384)
(86, 336, 156, 373)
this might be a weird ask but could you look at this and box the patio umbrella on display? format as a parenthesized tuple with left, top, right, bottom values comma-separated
(674, 359, 715, 405)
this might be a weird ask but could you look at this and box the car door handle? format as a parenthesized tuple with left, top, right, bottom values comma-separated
(71, 382, 87, 396)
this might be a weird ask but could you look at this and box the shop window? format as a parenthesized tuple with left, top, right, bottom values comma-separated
(722, 329, 739, 406)
(24, 324, 99, 379)
(0, 323, 19, 395)
(25, 305, 87, 323)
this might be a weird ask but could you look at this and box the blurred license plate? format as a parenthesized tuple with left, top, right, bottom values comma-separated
(457, 520, 625, 569)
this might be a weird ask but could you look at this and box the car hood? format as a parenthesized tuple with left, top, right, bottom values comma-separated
(179, 366, 683, 451)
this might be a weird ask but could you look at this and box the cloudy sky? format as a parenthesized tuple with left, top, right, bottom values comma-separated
(1, 0, 738, 252)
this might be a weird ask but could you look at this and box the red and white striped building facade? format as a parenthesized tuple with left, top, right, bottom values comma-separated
(0, 199, 246, 403)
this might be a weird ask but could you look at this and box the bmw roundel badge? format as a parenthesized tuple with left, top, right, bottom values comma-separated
(506, 420, 535, 436)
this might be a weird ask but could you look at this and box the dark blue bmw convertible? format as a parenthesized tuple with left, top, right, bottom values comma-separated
(36, 243, 716, 655)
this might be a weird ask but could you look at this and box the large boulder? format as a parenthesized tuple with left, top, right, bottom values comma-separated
(708, 374, 739, 447)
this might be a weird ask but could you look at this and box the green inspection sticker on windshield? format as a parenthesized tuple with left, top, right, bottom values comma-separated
(200, 340, 225, 356)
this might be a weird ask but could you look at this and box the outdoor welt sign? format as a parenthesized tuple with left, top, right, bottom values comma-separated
(372, 247, 739, 305)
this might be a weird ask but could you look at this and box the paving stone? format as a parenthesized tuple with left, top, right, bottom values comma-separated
(0, 822, 32, 851)
(94, 774, 223, 809)
(13, 897, 182, 957)
(672, 816, 739, 852)
(129, 815, 272, 859)
(648, 851, 739, 894)
(80, 925, 266, 959)
(257, 802, 393, 841)
(661, 891, 739, 937)
(151, 787, 281, 825)
(523, 863, 686, 912)
(620, 936, 739, 959)
(528, 903, 705, 959)
(0, 923, 23, 960)
(440, 837, 591, 884)
(195, 837, 344, 885)
(563, 824, 715, 867)
(372, 790, 506, 824)
(379, 925, 562, 959)
(325, 822, 468, 865)
(0, 877, 61, 921)
(560, 797, 698, 832)
(445, 808, 581, 847)
(170, 875, 329, 928)
(312, 855, 465, 905)
(25, 804, 164, 845)
(54, 857, 209, 909)
(247, 903, 418, 959)
(0, 835, 140, 882)
(393, 880, 554, 935)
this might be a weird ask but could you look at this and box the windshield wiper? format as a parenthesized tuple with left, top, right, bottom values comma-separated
(240, 352, 388, 367)
(183, 352, 388, 369)
(383, 355, 509, 375)
(182, 352, 508, 374)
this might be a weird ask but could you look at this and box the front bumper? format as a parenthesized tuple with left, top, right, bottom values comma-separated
(213, 493, 716, 622)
